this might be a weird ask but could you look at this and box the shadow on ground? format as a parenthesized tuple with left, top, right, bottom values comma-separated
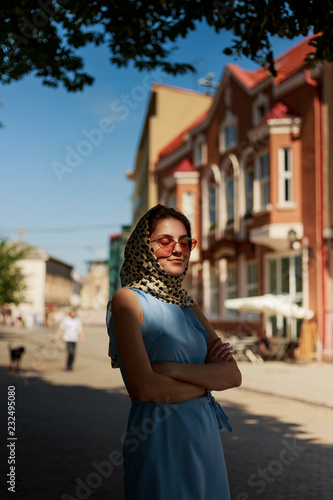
(0, 366, 332, 500)
(0, 366, 129, 500)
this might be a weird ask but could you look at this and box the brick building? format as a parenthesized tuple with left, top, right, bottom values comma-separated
(154, 37, 332, 360)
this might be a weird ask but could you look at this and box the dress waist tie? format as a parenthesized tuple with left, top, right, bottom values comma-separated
(206, 393, 233, 433)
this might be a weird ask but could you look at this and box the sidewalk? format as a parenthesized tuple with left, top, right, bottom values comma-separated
(1, 325, 332, 406)
(234, 359, 333, 409)
(1, 325, 332, 500)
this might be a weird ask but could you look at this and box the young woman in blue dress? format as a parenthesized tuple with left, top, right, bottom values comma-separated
(107, 204, 242, 500)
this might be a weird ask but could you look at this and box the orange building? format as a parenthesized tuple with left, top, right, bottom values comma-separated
(155, 37, 332, 360)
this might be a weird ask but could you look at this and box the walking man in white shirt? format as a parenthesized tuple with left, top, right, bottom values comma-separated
(53, 308, 86, 371)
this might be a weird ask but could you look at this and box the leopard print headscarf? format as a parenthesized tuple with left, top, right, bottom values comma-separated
(108, 204, 195, 368)
(120, 205, 195, 307)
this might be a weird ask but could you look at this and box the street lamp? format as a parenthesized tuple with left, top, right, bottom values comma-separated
(288, 229, 301, 250)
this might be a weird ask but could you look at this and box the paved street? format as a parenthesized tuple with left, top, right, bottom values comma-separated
(1, 325, 333, 500)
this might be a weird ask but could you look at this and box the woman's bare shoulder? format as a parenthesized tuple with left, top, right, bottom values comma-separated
(112, 288, 141, 312)
(112, 288, 142, 318)
(112, 287, 137, 302)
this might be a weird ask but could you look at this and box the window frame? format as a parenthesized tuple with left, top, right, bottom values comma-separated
(193, 134, 206, 167)
(210, 264, 219, 318)
(255, 151, 271, 212)
(252, 92, 269, 125)
(246, 261, 258, 297)
(278, 147, 295, 208)
(244, 166, 254, 218)
(226, 264, 237, 318)
(219, 112, 238, 154)
(182, 191, 195, 229)
(225, 174, 234, 224)
(208, 180, 217, 231)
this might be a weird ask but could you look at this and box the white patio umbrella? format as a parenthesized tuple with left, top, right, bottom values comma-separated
(224, 294, 314, 320)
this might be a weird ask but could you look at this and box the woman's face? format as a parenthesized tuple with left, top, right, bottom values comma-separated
(150, 218, 191, 275)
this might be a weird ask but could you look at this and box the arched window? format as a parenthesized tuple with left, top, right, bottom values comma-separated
(202, 165, 221, 248)
(225, 165, 234, 224)
(221, 154, 239, 231)
(244, 164, 254, 217)
(208, 174, 217, 230)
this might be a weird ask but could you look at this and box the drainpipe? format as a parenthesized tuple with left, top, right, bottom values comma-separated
(306, 69, 326, 359)
(318, 80, 327, 360)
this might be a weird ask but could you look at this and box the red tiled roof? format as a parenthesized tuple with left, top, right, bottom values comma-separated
(226, 64, 268, 89)
(227, 35, 318, 89)
(172, 158, 195, 173)
(110, 232, 122, 240)
(258, 101, 299, 125)
(159, 110, 209, 159)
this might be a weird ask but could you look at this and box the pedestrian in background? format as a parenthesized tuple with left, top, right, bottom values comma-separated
(53, 308, 86, 371)
(107, 204, 241, 500)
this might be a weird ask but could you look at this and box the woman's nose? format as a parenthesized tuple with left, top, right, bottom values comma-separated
(172, 241, 183, 253)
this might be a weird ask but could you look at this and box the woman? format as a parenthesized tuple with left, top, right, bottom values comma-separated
(107, 204, 241, 500)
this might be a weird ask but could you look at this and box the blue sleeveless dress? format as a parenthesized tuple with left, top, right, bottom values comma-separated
(107, 289, 232, 500)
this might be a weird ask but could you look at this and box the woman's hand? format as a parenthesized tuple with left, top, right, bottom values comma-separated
(205, 337, 234, 364)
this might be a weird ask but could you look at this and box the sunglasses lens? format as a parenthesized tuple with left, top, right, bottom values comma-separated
(179, 239, 196, 252)
(157, 238, 174, 252)
(155, 237, 197, 252)
(178, 239, 189, 252)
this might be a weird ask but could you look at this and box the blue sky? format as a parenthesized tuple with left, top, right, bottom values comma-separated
(0, 23, 305, 275)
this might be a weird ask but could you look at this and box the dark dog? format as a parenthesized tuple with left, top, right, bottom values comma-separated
(8, 345, 25, 371)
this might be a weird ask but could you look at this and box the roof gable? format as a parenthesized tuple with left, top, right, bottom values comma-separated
(227, 36, 317, 90)
(172, 158, 195, 173)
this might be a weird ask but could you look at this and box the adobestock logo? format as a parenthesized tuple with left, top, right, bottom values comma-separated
(236, 438, 307, 499)
(61, 398, 178, 500)
(52, 69, 164, 182)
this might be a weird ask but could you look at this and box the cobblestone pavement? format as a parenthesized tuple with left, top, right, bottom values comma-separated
(0, 326, 332, 500)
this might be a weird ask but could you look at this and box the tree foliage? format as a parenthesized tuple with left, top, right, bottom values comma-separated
(0, 239, 29, 306)
(1, 1, 333, 91)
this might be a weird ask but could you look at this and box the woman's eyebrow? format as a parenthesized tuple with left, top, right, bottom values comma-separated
(155, 233, 188, 239)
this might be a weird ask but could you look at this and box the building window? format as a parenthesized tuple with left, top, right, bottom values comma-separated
(295, 255, 303, 293)
(220, 112, 238, 153)
(208, 181, 217, 230)
(281, 257, 290, 294)
(226, 264, 237, 318)
(182, 192, 195, 228)
(226, 175, 234, 224)
(247, 262, 258, 296)
(169, 194, 177, 209)
(195, 142, 203, 165)
(253, 92, 269, 125)
(194, 134, 206, 167)
(268, 255, 303, 296)
(245, 167, 254, 217)
(210, 266, 219, 317)
(278, 147, 293, 205)
(267, 254, 303, 338)
(225, 123, 237, 150)
(257, 104, 266, 120)
(269, 260, 277, 294)
(257, 153, 270, 209)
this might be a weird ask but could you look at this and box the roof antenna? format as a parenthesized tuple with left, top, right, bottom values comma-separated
(198, 72, 219, 95)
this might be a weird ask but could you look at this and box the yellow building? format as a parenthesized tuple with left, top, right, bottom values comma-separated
(12, 242, 73, 327)
(127, 83, 213, 224)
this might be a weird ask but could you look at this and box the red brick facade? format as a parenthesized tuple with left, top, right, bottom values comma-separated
(155, 37, 332, 360)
